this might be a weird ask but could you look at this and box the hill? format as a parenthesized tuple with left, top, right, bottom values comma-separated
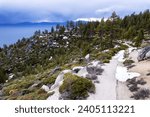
(0, 10, 150, 100)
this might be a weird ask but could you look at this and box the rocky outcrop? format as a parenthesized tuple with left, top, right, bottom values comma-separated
(138, 46, 150, 61)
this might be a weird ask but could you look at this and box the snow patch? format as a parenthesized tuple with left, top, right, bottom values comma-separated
(116, 66, 140, 82)
(114, 50, 125, 62)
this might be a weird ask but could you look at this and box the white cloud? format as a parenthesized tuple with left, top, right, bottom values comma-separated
(0, 0, 150, 23)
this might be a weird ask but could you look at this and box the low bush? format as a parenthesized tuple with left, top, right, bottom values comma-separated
(59, 73, 95, 100)
(16, 89, 51, 100)
(0, 67, 8, 83)
(123, 59, 134, 66)
(131, 89, 150, 100)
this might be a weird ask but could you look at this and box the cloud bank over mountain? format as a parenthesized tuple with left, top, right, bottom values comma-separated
(0, 0, 150, 24)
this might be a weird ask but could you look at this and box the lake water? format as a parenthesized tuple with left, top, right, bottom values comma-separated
(0, 24, 57, 47)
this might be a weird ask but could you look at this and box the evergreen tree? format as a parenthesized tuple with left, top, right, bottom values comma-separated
(135, 29, 144, 47)
(0, 67, 7, 83)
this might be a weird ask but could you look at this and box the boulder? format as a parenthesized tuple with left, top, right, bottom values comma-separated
(85, 54, 90, 63)
(86, 74, 97, 80)
(138, 46, 150, 61)
(41, 85, 50, 92)
(28, 80, 42, 90)
(72, 66, 84, 73)
(49, 66, 61, 76)
(86, 66, 103, 75)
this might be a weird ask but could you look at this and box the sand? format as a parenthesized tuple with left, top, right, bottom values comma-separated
(129, 50, 150, 96)
(88, 58, 118, 100)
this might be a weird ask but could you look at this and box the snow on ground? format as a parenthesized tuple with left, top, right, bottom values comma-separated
(113, 50, 125, 62)
(114, 49, 140, 82)
(116, 66, 140, 82)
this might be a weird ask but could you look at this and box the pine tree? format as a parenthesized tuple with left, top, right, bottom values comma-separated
(0, 67, 7, 83)
(135, 29, 144, 47)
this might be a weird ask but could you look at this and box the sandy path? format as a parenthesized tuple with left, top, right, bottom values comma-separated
(88, 49, 140, 100)
(88, 58, 118, 100)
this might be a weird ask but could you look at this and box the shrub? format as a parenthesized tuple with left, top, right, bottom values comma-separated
(0, 67, 8, 83)
(41, 71, 59, 85)
(102, 59, 110, 63)
(123, 59, 134, 66)
(131, 89, 150, 100)
(59, 73, 95, 100)
(129, 84, 139, 92)
(16, 89, 51, 100)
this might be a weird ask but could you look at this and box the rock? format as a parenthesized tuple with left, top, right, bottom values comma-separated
(76, 67, 88, 78)
(50, 70, 72, 90)
(86, 66, 103, 75)
(86, 74, 97, 80)
(49, 66, 61, 76)
(41, 85, 50, 92)
(85, 54, 90, 63)
(94, 80, 100, 83)
(72, 66, 84, 73)
(28, 80, 41, 90)
(138, 46, 150, 61)
(59, 92, 71, 100)
(8, 73, 15, 80)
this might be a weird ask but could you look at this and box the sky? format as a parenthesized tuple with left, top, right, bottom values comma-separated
(0, 0, 150, 24)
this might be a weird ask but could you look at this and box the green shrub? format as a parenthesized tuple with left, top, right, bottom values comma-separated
(119, 44, 128, 50)
(123, 59, 134, 66)
(42, 76, 57, 85)
(97, 52, 112, 60)
(59, 73, 95, 100)
(16, 89, 51, 100)
(0, 67, 8, 83)
(102, 59, 110, 63)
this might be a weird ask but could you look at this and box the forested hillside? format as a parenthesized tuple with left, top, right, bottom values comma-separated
(0, 10, 150, 100)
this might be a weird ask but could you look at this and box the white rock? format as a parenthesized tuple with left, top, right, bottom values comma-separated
(41, 85, 50, 92)
(50, 70, 72, 90)
(72, 66, 84, 71)
(85, 54, 90, 61)
(76, 67, 88, 78)
(8, 73, 14, 80)
(49, 56, 53, 61)
(146, 51, 150, 58)
(63, 36, 68, 40)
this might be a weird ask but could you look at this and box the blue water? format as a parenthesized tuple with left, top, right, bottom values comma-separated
(0, 24, 56, 47)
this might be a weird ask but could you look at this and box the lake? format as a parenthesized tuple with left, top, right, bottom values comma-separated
(0, 23, 63, 47)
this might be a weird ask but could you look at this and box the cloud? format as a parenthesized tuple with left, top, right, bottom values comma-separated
(0, 0, 150, 23)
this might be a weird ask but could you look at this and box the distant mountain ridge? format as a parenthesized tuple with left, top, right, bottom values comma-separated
(0, 22, 66, 26)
